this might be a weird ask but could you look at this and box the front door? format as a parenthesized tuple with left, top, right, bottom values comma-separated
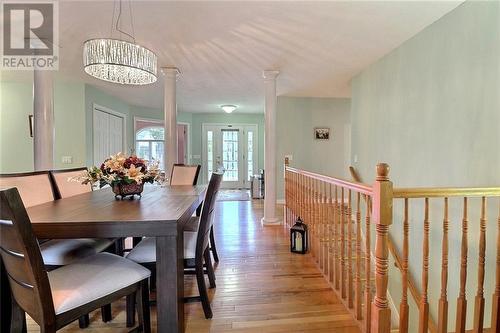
(202, 124, 258, 188)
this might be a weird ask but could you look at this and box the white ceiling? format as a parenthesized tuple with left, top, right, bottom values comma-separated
(3, 1, 462, 113)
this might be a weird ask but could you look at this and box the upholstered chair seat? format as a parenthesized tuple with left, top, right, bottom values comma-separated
(41, 238, 115, 266)
(126, 232, 197, 264)
(49, 253, 150, 315)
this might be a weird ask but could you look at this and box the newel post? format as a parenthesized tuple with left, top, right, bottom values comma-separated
(371, 163, 393, 333)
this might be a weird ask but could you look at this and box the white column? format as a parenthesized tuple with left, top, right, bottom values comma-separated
(261, 70, 281, 225)
(162, 67, 180, 177)
(33, 69, 54, 171)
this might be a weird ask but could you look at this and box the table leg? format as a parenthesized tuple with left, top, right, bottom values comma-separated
(0, 257, 12, 333)
(156, 234, 184, 333)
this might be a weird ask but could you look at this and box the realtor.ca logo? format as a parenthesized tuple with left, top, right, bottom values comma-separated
(1, 1, 59, 70)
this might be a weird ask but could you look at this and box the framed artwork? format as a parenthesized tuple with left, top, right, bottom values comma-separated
(314, 127, 330, 140)
(28, 115, 34, 137)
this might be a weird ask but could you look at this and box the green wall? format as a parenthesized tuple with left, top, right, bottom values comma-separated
(351, 1, 500, 329)
(0, 81, 34, 172)
(276, 96, 351, 200)
(0, 79, 87, 172)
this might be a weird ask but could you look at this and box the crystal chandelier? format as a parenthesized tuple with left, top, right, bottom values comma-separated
(82, 1, 157, 85)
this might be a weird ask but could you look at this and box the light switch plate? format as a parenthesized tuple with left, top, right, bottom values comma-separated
(192, 154, 201, 159)
(285, 154, 293, 161)
(62, 156, 73, 164)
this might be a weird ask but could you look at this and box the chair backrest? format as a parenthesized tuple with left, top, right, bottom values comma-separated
(170, 164, 201, 186)
(196, 172, 222, 258)
(0, 171, 55, 207)
(49, 167, 92, 199)
(0, 188, 56, 326)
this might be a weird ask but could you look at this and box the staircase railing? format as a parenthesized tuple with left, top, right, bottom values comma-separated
(284, 159, 500, 333)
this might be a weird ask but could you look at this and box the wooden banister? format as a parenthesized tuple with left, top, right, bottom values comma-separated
(288, 162, 500, 333)
(351, 166, 438, 333)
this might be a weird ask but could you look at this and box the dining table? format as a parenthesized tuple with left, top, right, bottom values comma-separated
(0, 184, 207, 333)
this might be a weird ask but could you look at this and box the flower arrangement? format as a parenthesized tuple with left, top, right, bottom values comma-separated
(73, 153, 161, 198)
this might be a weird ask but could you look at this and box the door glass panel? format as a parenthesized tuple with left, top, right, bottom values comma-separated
(151, 141, 165, 170)
(207, 131, 213, 179)
(222, 130, 239, 181)
(136, 141, 150, 161)
(247, 131, 254, 181)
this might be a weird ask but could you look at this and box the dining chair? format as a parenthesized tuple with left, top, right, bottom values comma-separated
(0, 171, 116, 326)
(49, 167, 92, 199)
(126, 172, 223, 319)
(169, 164, 201, 186)
(170, 164, 220, 264)
(0, 187, 151, 333)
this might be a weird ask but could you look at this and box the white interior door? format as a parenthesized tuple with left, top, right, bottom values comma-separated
(93, 106, 125, 164)
(202, 124, 258, 189)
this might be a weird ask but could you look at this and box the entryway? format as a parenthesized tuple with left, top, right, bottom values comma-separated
(202, 124, 258, 189)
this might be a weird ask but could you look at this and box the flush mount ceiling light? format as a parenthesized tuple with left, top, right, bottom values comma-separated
(221, 105, 237, 113)
(83, 1, 157, 85)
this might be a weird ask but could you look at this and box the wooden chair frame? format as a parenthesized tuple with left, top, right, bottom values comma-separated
(0, 188, 151, 333)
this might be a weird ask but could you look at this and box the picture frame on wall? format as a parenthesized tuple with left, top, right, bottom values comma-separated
(314, 127, 330, 140)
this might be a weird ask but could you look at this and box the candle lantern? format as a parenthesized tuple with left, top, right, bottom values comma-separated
(290, 217, 308, 254)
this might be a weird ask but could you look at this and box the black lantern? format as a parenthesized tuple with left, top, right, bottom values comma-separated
(290, 217, 308, 254)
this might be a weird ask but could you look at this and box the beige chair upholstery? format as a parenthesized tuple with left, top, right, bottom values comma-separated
(170, 164, 200, 186)
(0, 173, 54, 207)
(126, 232, 197, 264)
(41, 238, 114, 266)
(0, 171, 114, 267)
(48, 253, 150, 314)
(51, 169, 91, 198)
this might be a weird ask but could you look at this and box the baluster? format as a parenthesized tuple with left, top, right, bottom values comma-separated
(355, 192, 362, 319)
(347, 189, 354, 308)
(334, 185, 340, 290)
(371, 163, 392, 333)
(318, 180, 324, 270)
(473, 197, 487, 332)
(437, 197, 449, 333)
(341, 187, 346, 299)
(492, 200, 500, 332)
(418, 198, 430, 333)
(400, 198, 409, 333)
(329, 184, 334, 283)
(365, 195, 372, 333)
(323, 182, 328, 274)
(456, 197, 468, 333)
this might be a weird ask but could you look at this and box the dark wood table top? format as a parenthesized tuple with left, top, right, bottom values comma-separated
(27, 185, 207, 239)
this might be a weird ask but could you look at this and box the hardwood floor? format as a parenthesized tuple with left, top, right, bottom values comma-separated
(27, 200, 360, 332)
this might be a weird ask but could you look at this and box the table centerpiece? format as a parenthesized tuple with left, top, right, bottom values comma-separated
(73, 153, 161, 199)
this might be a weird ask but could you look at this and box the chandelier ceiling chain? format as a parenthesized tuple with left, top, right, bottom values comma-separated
(83, 0, 158, 85)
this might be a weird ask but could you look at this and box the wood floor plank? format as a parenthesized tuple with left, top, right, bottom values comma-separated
(26, 200, 360, 333)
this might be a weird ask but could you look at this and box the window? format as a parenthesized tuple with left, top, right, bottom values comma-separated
(135, 126, 165, 170)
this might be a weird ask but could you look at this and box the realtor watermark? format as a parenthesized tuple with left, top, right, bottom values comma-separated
(1, 1, 59, 70)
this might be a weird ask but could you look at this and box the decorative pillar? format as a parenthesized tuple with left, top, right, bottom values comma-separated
(261, 70, 281, 225)
(33, 69, 54, 171)
(162, 67, 180, 177)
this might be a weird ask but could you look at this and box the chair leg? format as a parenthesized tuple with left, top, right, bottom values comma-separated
(203, 248, 216, 289)
(126, 293, 136, 327)
(101, 304, 112, 322)
(195, 255, 212, 319)
(78, 315, 89, 328)
(136, 280, 151, 333)
(209, 226, 219, 263)
(10, 299, 26, 333)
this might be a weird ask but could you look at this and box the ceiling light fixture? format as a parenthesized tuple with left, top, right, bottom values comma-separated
(83, 0, 157, 85)
(221, 105, 237, 114)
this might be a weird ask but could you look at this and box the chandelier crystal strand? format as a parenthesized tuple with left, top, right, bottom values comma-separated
(83, 39, 157, 85)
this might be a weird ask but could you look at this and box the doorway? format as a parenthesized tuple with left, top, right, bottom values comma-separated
(202, 123, 258, 189)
